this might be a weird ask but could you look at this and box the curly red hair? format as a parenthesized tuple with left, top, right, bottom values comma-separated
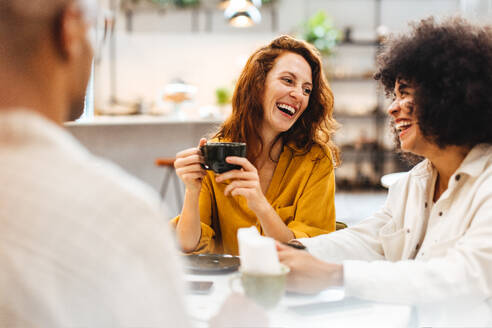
(214, 35, 340, 166)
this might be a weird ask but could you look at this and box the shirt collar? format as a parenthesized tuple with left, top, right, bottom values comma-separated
(455, 143, 492, 178)
(0, 108, 88, 157)
(410, 159, 433, 179)
(410, 143, 492, 180)
(285, 141, 304, 153)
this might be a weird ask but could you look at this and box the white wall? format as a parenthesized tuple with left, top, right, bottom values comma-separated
(96, 33, 276, 111)
(95, 0, 463, 110)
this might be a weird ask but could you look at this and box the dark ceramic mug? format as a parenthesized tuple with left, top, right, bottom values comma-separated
(200, 142, 247, 174)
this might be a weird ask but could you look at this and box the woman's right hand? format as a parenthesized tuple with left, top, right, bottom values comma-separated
(174, 138, 207, 193)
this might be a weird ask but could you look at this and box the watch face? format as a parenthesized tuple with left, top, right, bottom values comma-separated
(183, 254, 240, 273)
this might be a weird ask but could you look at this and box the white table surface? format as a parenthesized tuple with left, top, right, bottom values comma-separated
(185, 272, 414, 328)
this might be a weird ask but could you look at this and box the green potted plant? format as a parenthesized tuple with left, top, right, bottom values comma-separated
(173, 0, 200, 8)
(215, 87, 231, 106)
(299, 10, 341, 57)
(215, 86, 233, 118)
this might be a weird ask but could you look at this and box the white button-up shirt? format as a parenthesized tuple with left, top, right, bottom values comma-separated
(302, 144, 492, 327)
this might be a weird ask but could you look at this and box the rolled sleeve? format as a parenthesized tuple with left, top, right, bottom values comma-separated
(170, 174, 218, 254)
(343, 205, 492, 305)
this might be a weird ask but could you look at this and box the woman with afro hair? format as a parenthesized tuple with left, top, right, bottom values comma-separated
(277, 16, 492, 326)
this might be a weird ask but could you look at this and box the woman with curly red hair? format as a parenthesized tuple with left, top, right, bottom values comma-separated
(172, 35, 340, 255)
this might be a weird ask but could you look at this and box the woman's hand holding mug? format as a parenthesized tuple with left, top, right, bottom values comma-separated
(174, 138, 207, 193)
(215, 157, 269, 213)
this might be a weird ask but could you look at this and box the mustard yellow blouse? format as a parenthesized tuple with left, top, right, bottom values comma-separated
(172, 142, 336, 255)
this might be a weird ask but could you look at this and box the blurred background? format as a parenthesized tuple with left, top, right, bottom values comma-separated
(67, 0, 491, 221)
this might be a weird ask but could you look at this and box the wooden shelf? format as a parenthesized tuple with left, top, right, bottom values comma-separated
(338, 40, 380, 47)
(329, 76, 375, 82)
(334, 110, 386, 120)
(335, 113, 375, 119)
(340, 148, 395, 162)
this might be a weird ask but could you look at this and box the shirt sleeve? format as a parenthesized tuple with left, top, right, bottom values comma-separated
(300, 193, 393, 263)
(343, 186, 492, 305)
(169, 174, 218, 254)
(285, 153, 336, 239)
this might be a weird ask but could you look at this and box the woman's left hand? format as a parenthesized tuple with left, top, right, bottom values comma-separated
(215, 156, 269, 213)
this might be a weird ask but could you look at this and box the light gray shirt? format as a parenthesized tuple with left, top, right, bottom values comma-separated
(0, 109, 190, 327)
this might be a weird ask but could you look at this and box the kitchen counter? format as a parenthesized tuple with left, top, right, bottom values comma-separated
(66, 114, 222, 126)
(65, 115, 223, 216)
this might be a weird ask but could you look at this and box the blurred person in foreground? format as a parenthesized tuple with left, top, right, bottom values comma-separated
(172, 36, 340, 255)
(0, 0, 189, 326)
(277, 17, 492, 326)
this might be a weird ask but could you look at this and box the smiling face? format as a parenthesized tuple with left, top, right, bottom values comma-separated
(261, 52, 313, 137)
(388, 79, 436, 157)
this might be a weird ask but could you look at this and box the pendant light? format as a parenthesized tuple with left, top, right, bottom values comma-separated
(224, 0, 262, 28)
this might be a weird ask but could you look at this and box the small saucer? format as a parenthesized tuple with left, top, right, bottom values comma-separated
(184, 254, 240, 273)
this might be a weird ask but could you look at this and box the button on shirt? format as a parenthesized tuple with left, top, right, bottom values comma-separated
(415, 162, 469, 260)
(413, 170, 436, 259)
